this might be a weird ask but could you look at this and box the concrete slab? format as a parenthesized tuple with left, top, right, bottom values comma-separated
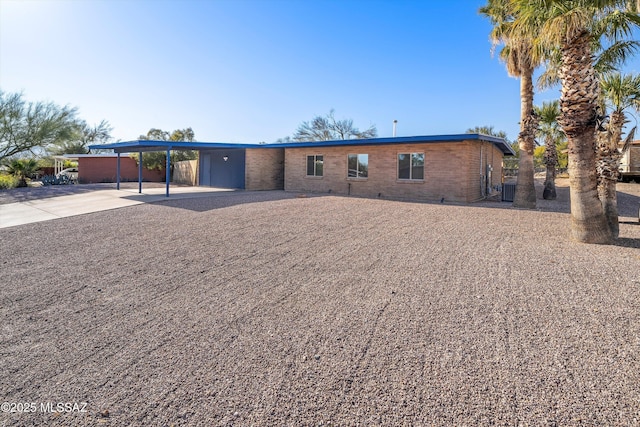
(0, 203, 61, 228)
(0, 186, 235, 229)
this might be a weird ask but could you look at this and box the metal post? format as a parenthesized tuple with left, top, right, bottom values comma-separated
(116, 153, 121, 190)
(138, 151, 143, 194)
(166, 148, 170, 197)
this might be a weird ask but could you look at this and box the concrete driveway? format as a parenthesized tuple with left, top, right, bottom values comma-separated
(0, 184, 233, 228)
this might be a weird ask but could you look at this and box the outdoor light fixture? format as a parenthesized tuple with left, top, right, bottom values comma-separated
(223, 156, 229, 162)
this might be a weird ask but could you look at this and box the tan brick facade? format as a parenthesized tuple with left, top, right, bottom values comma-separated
(245, 148, 285, 190)
(284, 141, 504, 203)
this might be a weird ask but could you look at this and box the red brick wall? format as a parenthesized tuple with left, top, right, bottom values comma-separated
(78, 157, 165, 183)
(38, 167, 55, 177)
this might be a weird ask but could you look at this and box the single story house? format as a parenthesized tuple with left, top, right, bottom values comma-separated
(89, 134, 514, 202)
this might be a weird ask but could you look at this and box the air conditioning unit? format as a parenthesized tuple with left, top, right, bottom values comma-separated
(502, 183, 516, 202)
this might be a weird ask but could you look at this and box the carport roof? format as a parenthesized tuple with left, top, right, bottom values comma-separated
(89, 133, 515, 156)
(89, 140, 261, 153)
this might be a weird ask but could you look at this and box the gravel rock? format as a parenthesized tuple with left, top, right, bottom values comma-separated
(1, 180, 639, 426)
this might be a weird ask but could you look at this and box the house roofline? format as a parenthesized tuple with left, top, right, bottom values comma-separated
(268, 134, 514, 155)
(89, 133, 515, 156)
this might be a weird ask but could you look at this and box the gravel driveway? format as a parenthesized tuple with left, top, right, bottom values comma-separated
(1, 181, 639, 426)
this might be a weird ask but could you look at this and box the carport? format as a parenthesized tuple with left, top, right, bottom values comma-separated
(88, 140, 257, 197)
(53, 154, 79, 175)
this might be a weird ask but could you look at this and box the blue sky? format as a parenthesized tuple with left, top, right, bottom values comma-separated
(1, 0, 638, 144)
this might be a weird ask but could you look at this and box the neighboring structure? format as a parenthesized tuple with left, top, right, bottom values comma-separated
(620, 140, 640, 182)
(56, 154, 165, 183)
(89, 134, 514, 201)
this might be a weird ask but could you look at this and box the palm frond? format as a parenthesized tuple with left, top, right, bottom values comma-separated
(537, 48, 562, 90)
(620, 126, 636, 154)
(595, 40, 640, 73)
(596, 9, 640, 42)
(600, 72, 640, 112)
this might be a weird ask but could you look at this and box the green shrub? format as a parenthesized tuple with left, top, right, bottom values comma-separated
(0, 174, 19, 190)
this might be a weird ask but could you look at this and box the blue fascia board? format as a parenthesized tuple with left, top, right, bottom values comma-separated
(268, 134, 515, 156)
(88, 140, 262, 153)
(89, 134, 515, 156)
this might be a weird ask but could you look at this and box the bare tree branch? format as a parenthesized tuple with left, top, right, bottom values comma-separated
(292, 109, 377, 142)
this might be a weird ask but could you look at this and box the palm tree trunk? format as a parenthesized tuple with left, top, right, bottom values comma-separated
(543, 136, 558, 200)
(513, 66, 537, 209)
(599, 173, 619, 237)
(559, 31, 612, 244)
(597, 110, 625, 238)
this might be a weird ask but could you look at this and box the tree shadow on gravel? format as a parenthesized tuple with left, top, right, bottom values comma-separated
(467, 183, 640, 248)
(614, 237, 640, 248)
(534, 184, 639, 217)
(473, 182, 640, 217)
(616, 189, 640, 218)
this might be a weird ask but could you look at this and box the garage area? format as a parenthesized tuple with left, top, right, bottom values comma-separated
(199, 148, 246, 189)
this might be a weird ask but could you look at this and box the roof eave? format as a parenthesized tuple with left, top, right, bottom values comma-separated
(89, 134, 515, 156)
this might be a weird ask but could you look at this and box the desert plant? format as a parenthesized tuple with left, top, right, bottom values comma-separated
(0, 174, 19, 189)
(6, 158, 39, 187)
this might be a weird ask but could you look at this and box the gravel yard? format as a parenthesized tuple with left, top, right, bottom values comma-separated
(1, 180, 639, 426)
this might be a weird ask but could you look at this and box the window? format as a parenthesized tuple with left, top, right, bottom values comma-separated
(398, 153, 424, 180)
(306, 155, 323, 177)
(348, 154, 368, 178)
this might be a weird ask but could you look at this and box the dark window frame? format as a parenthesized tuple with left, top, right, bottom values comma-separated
(347, 153, 369, 179)
(397, 152, 424, 181)
(306, 154, 324, 177)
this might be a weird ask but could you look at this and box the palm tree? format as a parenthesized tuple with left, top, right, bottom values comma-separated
(465, 126, 509, 140)
(480, 0, 543, 209)
(537, 35, 640, 91)
(6, 158, 39, 187)
(512, 0, 639, 244)
(534, 100, 564, 200)
(597, 72, 640, 237)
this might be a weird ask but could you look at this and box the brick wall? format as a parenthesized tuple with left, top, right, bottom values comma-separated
(245, 148, 284, 190)
(284, 141, 505, 203)
(467, 141, 505, 201)
(78, 156, 165, 183)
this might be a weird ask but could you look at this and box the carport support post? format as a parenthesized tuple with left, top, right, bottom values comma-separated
(116, 153, 121, 190)
(138, 151, 143, 194)
(165, 148, 170, 197)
